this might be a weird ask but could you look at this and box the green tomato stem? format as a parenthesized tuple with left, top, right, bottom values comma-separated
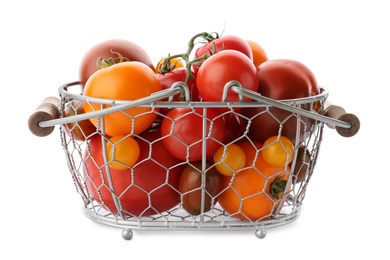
(96, 50, 129, 69)
(160, 31, 219, 100)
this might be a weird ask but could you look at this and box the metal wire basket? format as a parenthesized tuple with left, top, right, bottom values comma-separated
(28, 80, 360, 240)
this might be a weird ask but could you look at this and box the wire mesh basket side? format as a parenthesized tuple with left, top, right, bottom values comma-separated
(58, 83, 326, 232)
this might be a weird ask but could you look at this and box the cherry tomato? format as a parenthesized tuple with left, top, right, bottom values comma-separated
(179, 161, 223, 215)
(160, 107, 226, 162)
(83, 61, 161, 137)
(106, 135, 140, 170)
(79, 39, 155, 86)
(246, 39, 268, 68)
(196, 50, 259, 103)
(84, 129, 183, 216)
(261, 135, 295, 167)
(214, 144, 246, 176)
(217, 141, 290, 221)
(193, 35, 253, 68)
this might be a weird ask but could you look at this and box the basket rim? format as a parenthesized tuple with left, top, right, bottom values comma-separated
(59, 80, 329, 108)
(36, 80, 348, 130)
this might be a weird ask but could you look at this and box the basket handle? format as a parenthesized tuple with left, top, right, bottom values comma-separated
(27, 83, 187, 137)
(323, 101, 360, 137)
(28, 96, 61, 137)
(229, 84, 360, 137)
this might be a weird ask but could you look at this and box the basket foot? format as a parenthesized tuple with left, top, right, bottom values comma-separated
(255, 229, 267, 239)
(122, 228, 133, 240)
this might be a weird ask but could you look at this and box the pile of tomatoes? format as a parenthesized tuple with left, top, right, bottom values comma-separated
(63, 31, 320, 221)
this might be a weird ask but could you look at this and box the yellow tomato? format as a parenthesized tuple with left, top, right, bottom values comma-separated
(214, 144, 246, 176)
(106, 135, 140, 170)
(261, 136, 295, 167)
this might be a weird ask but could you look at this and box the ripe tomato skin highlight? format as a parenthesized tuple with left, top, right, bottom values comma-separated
(83, 62, 161, 137)
(179, 161, 223, 215)
(160, 107, 226, 162)
(196, 50, 259, 103)
(79, 39, 155, 86)
(217, 141, 290, 221)
(84, 130, 183, 216)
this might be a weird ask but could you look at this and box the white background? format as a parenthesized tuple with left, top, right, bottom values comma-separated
(1, 0, 389, 259)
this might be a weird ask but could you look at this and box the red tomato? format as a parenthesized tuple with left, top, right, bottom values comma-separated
(196, 50, 259, 103)
(193, 34, 253, 72)
(257, 59, 319, 100)
(84, 130, 183, 216)
(179, 161, 223, 215)
(222, 112, 246, 144)
(79, 39, 155, 86)
(157, 67, 200, 102)
(242, 59, 320, 143)
(160, 107, 226, 162)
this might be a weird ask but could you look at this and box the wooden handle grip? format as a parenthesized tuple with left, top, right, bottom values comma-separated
(324, 101, 360, 137)
(28, 96, 61, 137)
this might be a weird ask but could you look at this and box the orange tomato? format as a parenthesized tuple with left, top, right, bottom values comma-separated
(156, 56, 185, 74)
(106, 135, 140, 170)
(246, 40, 268, 68)
(261, 135, 295, 167)
(214, 144, 246, 176)
(83, 61, 161, 136)
(218, 141, 290, 221)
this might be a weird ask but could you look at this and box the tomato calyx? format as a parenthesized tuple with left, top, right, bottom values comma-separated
(96, 50, 129, 70)
(270, 177, 287, 199)
(157, 54, 184, 74)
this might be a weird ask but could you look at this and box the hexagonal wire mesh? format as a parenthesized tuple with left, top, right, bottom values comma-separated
(57, 80, 329, 238)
